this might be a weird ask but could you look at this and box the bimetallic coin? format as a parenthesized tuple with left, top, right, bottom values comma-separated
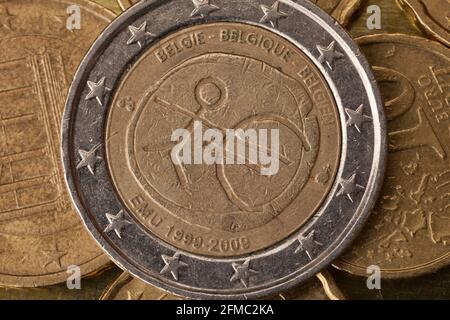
(399, 0, 450, 47)
(114, 0, 363, 26)
(101, 270, 345, 300)
(62, 0, 385, 299)
(335, 34, 450, 278)
(0, 0, 114, 287)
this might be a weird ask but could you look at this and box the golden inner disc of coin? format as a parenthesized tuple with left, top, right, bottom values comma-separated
(106, 22, 341, 257)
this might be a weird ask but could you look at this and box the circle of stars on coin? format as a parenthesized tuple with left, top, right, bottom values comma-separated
(191, 0, 219, 17)
(160, 252, 189, 281)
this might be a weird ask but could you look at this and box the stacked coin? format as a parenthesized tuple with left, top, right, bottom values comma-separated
(1, 0, 449, 300)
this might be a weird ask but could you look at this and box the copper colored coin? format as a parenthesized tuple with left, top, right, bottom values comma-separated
(335, 34, 450, 278)
(399, 0, 450, 47)
(106, 22, 341, 257)
(100, 272, 182, 300)
(100, 270, 344, 300)
(0, 0, 114, 287)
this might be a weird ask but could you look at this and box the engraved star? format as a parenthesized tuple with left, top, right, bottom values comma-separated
(160, 252, 188, 281)
(345, 104, 372, 133)
(317, 41, 344, 70)
(127, 21, 155, 48)
(294, 230, 322, 260)
(85, 77, 110, 106)
(230, 259, 259, 288)
(190, 0, 219, 18)
(0, 7, 14, 31)
(76, 144, 102, 175)
(336, 174, 365, 202)
(41, 245, 66, 269)
(260, 1, 288, 28)
(104, 210, 132, 239)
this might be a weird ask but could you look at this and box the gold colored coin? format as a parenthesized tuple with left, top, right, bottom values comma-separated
(93, 0, 122, 14)
(334, 34, 450, 278)
(113, 0, 363, 26)
(106, 22, 341, 257)
(399, 0, 450, 47)
(0, 0, 114, 287)
(100, 270, 344, 300)
(100, 272, 182, 300)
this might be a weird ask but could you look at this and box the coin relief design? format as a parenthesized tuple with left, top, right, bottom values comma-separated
(62, 0, 385, 299)
(335, 34, 450, 278)
(106, 22, 341, 257)
(0, 0, 114, 287)
(399, 0, 450, 47)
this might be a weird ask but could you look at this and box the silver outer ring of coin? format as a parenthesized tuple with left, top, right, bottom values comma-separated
(62, 0, 386, 299)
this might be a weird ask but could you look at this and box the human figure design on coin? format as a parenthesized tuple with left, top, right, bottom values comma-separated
(335, 34, 450, 278)
(0, 0, 114, 287)
(62, 0, 385, 299)
(100, 270, 345, 300)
